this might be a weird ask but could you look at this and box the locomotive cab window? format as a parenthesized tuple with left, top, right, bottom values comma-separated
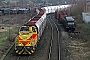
(20, 26, 29, 31)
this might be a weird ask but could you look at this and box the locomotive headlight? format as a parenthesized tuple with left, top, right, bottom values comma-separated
(19, 43, 22, 46)
(16, 43, 22, 46)
(16, 41, 22, 46)
(32, 42, 35, 46)
(28, 43, 31, 45)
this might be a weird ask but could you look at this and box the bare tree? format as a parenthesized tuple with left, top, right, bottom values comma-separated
(70, 0, 85, 16)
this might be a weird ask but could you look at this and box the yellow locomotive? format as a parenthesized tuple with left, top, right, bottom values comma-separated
(15, 25, 38, 54)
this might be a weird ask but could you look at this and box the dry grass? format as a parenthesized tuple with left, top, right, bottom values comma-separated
(68, 15, 90, 60)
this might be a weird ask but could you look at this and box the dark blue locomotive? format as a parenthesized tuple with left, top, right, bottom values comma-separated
(61, 16, 75, 32)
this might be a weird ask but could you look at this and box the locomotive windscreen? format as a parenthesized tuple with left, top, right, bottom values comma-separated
(20, 26, 29, 31)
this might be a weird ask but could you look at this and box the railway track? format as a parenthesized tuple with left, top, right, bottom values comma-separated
(47, 14, 60, 60)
